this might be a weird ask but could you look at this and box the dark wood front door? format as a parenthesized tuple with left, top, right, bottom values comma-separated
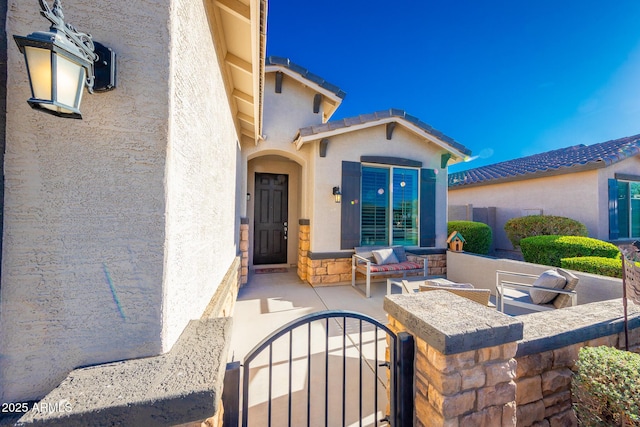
(254, 173, 288, 265)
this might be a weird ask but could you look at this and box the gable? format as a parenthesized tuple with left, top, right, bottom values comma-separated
(294, 109, 471, 163)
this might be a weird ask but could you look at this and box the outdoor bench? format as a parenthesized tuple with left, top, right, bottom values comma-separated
(352, 245, 426, 297)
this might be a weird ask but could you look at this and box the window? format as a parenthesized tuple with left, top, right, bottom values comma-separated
(340, 161, 436, 249)
(361, 165, 418, 246)
(616, 180, 640, 239)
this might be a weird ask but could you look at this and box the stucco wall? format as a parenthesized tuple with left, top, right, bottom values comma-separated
(261, 71, 327, 144)
(449, 170, 600, 249)
(447, 251, 623, 305)
(162, 0, 241, 352)
(241, 71, 319, 267)
(311, 125, 449, 253)
(1, 0, 240, 402)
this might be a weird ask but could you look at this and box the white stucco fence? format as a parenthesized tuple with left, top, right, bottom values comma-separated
(447, 250, 623, 305)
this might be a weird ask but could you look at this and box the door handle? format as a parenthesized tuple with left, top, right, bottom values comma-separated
(284, 222, 288, 240)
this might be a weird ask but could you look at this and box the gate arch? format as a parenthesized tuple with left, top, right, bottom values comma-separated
(230, 310, 413, 427)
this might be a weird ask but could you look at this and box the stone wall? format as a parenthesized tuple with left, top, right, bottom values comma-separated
(298, 220, 310, 281)
(384, 292, 640, 426)
(303, 252, 447, 287)
(514, 300, 640, 426)
(385, 291, 523, 426)
(240, 219, 249, 286)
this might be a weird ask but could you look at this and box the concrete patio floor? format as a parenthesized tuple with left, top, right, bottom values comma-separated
(228, 270, 393, 427)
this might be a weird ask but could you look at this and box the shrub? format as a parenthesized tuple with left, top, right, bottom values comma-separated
(447, 221, 492, 255)
(504, 215, 588, 248)
(561, 256, 622, 278)
(520, 235, 620, 267)
(572, 346, 640, 426)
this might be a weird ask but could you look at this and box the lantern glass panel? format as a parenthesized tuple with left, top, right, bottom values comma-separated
(24, 46, 51, 100)
(55, 53, 85, 110)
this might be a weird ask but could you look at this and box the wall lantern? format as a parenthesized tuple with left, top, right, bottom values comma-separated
(13, 0, 116, 119)
(332, 186, 341, 203)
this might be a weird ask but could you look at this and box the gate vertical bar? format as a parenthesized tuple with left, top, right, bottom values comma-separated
(359, 319, 363, 427)
(307, 322, 312, 427)
(396, 332, 415, 427)
(222, 362, 240, 427)
(268, 344, 273, 426)
(342, 317, 347, 427)
(288, 331, 293, 427)
(374, 327, 378, 425)
(325, 317, 329, 427)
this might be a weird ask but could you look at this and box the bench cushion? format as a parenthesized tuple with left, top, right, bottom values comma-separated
(367, 261, 422, 273)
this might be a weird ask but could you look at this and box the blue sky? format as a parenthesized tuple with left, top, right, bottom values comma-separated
(265, 1, 640, 171)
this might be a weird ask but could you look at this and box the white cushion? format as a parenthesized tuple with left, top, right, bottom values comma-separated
(529, 269, 566, 304)
(372, 248, 399, 265)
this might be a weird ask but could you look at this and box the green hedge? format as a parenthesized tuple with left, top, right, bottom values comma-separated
(504, 215, 588, 248)
(520, 235, 620, 267)
(572, 346, 640, 426)
(561, 256, 622, 278)
(447, 221, 492, 255)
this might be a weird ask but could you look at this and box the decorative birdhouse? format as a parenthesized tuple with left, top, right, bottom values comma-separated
(447, 231, 466, 252)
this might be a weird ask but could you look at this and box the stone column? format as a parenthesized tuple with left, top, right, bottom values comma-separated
(384, 291, 524, 426)
(298, 219, 310, 281)
(240, 218, 249, 285)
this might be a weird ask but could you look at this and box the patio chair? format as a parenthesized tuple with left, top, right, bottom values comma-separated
(408, 280, 493, 307)
(496, 268, 579, 313)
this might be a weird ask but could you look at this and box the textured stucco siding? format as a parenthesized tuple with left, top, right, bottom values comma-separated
(311, 125, 449, 252)
(261, 72, 324, 144)
(241, 73, 319, 267)
(162, 0, 240, 351)
(2, 0, 169, 401)
(449, 170, 601, 249)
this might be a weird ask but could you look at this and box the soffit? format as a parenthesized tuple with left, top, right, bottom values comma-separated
(205, 0, 266, 145)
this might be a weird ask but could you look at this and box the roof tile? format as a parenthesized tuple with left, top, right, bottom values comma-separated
(449, 135, 640, 187)
(266, 56, 347, 99)
(296, 108, 471, 156)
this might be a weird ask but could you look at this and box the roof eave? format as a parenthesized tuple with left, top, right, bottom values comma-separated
(449, 161, 607, 189)
(265, 65, 344, 119)
(295, 117, 469, 160)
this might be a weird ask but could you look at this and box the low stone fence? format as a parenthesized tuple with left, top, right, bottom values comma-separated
(384, 291, 640, 426)
(299, 251, 447, 286)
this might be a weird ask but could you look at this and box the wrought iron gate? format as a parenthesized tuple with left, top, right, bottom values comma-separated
(222, 310, 414, 427)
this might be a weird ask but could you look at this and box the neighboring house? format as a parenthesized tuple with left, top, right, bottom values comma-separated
(244, 57, 471, 285)
(449, 135, 640, 250)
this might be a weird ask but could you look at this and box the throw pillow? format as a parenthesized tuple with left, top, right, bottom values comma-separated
(372, 248, 399, 265)
(529, 269, 566, 305)
(392, 246, 408, 262)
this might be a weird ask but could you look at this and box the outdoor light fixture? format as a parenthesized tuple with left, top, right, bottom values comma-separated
(332, 186, 341, 203)
(14, 0, 116, 119)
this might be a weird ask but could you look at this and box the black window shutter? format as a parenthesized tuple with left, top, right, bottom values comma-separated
(341, 161, 361, 249)
(608, 178, 619, 240)
(420, 169, 437, 247)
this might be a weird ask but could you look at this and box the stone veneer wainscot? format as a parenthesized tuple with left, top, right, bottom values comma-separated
(383, 291, 640, 426)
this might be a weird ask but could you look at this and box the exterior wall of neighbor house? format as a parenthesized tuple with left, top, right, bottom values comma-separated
(310, 125, 449, 253)
(449, 170, 600, 250)
(1, 0, 240, 402)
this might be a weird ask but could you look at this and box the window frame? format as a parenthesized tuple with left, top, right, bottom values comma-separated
(360, 163, 421, 247)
